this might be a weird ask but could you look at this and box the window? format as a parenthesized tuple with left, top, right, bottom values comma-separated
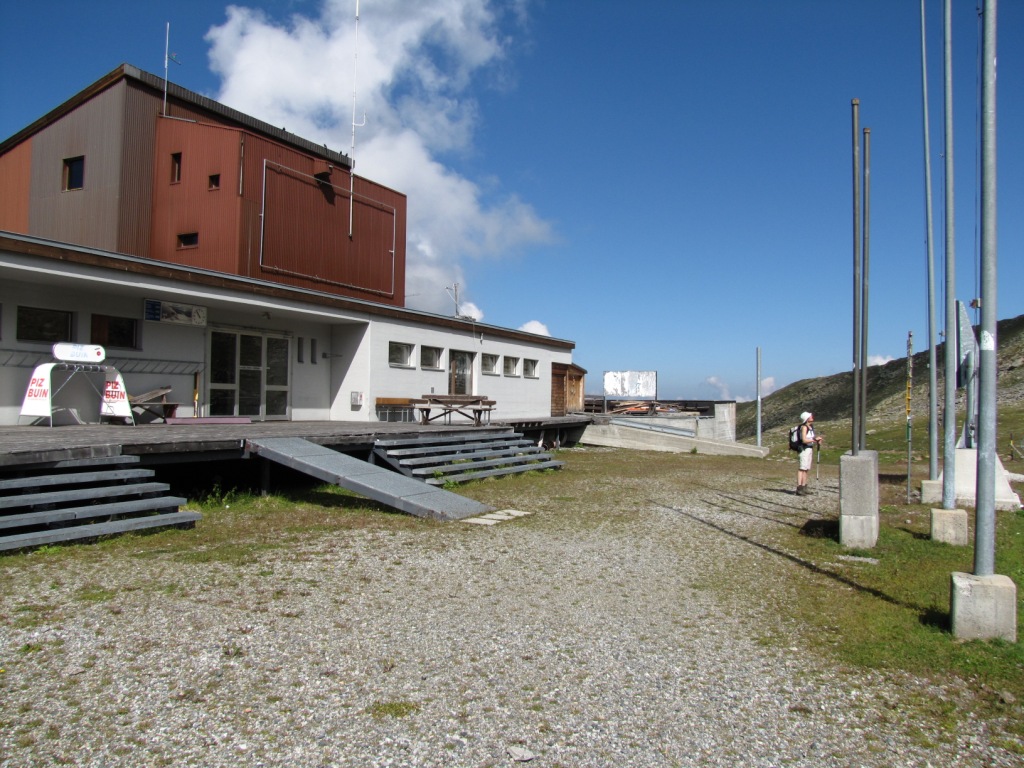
(482, 353, 499, 375)
(208, 173, 220, 190)
(297, 337, 305, 363)
(177, 232, 199, 249)
(63, 156, 84, 191)
(91, 314, 138, 349)
(171, 152, 182, 183)
(310, 337, 318, 364)
(524, 359, 539, 378)
(503, 356, 520, 376)
(389, 341, 413, 367)
(17, 306, 72, 343)
(420, 346, 442, 369)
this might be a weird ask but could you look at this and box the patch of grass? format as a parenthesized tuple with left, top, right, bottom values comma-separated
(74, 584, 116, 603)
(366, 699, 420, 719)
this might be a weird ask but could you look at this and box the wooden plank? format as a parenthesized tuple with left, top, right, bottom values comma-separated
(411, 454, 556, 477)
(0, 468, 154, 491)
(0, 482, 171, 510)
(380, 438, 534, 459)
(0, 510, 201, 552)
(0, 496, 189, 530)
(397, 445, 545, 467)
(424, 460, 564, 485)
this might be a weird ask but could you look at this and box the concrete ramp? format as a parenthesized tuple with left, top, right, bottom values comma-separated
(246, 438, 494, 521)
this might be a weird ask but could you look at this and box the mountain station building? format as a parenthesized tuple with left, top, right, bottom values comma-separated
(0, 64, 584, 427)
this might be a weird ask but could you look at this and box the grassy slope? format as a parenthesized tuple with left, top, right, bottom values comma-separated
(737, 313, 1024, 459)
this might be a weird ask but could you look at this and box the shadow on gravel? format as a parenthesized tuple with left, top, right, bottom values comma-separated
(655, 500, 946, 626)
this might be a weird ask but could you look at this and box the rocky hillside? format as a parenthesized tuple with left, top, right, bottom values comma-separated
(736, 313, 1024, 441)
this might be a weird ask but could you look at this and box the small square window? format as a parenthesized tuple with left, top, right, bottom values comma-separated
(91, 314, 138, 349)
(208, 173, 220, 190)
(63, 156, 84, 191)
(420, 346, 442, 369)
(389, 341, 413, 367)
(17, 306, 72, 343)
(171, 152, 182, 184)
(524, 359, 538, 378)
(482, 353, 499, 375)
(503, 356, 519, 376)
(177, 232, 199, 249)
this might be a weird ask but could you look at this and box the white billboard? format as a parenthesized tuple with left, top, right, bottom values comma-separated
(603, 370, 657, 398)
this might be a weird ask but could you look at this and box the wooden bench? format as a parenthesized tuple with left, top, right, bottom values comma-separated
(375, 397, 417, 423)
(129, 386, 190, 423)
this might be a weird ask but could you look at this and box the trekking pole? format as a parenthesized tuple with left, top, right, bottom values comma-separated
(815, 441, 820, 482)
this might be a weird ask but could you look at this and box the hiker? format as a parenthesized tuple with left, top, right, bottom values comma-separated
(795, 411, 822, 496)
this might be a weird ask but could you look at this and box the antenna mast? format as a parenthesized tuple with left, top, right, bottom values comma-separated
(348, 0, 365, 238)
(163, 23, 170, 116)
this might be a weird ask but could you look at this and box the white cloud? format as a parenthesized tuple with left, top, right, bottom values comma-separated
(867, 355, 894, 367)
(205, 0, 554, 320)
(704, 375, 731, 401)
(518, 320, 550, 336)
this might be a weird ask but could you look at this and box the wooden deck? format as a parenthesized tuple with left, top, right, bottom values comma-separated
(0, 416, 592, 468)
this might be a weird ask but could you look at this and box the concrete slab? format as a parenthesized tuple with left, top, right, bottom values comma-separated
(930, 508, 969, 546)
(580, 424, 769, 458)
(923, 449, 1021, 511)
(951, 572, 1018, 642)
(245, 438, 493, 521)
(839, 451, 878, 549)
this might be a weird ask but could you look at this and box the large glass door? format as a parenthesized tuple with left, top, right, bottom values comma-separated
(209, 330, 290, 419)
(449, 350, 473, 395)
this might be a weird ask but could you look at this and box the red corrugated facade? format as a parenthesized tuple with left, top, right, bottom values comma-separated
(0, 66, 407, 307)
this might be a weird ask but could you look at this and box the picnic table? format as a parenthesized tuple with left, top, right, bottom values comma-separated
(410, 395, 495, 426)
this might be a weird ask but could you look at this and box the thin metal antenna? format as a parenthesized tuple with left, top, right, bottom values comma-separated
(446, 283, 461, 317)
(163, 23, 170, 116)
(349, 0, 366, 239)
(162, 22, 181, 118)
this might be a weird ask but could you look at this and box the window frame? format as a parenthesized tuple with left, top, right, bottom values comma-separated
(420, 345, 443, 370)
(90, 314, 139, 350)
(388, 341, 414, 368)
(482, 353, 499, 375)
(177, 232, 199, 249)
(62, 156, 85, 191)
(523, 359, 539, 379)
(503, 356, 520, 377)
(17, 306, 73, 344)
(171, 152, 182, 184)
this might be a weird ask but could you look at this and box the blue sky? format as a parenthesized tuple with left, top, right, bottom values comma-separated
(1, 1, 1021, 401)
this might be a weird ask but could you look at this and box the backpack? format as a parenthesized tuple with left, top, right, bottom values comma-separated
(788, 425, 803, 451)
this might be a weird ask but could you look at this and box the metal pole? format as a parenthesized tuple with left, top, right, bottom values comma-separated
(920, 0, 939, 482)
(907, 331, 914, 503)
(756, 347, 762, 448)
(942, 0, 958, 509)
(851, 98, 862, 456)
(860, 127, 871, 452)
(974, 0, 998, 577)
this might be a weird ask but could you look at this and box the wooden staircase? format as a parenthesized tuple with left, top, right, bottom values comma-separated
(372, 429, 563, 485)
(0, 455, 200, 552)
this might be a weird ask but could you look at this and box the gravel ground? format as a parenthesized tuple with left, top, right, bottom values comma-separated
(0, 448, 1019, 767)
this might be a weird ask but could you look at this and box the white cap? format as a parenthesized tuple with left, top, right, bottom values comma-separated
(800, 411, 812, 423)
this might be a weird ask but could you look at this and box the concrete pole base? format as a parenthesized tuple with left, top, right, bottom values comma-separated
(930, 508, 969, 546)
(950, 572, 1018, 643)
(839, 450, 879, 548)
(920, 479, 941, 505)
